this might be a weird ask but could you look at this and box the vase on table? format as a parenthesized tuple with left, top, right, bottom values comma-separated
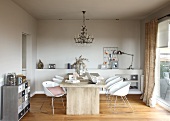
(75, 63, 84, 75)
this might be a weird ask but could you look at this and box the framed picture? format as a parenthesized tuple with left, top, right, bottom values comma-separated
(103, 47, 118, 69)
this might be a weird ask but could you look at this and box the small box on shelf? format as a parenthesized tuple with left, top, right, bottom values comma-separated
(48, 64, 56, 69)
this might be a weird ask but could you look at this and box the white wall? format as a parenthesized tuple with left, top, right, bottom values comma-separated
(37, 20, 141, 69)
(0, 0, 37, 119)
(0, 0, 37, 77)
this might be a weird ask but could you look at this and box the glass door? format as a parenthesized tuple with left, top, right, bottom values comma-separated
(159, 48, 170, 105)
(156, 19, 170, 107)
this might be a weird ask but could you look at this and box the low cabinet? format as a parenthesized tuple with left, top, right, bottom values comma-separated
(2, 81, 30, 121)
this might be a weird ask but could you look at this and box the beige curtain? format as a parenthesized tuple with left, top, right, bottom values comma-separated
(143, 19, 158, 106)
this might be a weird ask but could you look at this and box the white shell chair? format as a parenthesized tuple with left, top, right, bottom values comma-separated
(52, 78, 63, 84)
(104, 77, 123, 107)
(52, 75, 64, 84)
(52, 75, 67, 93)
(42, 81, 66, 115)
(105, 76, 120, 84)
(55, 75, 64, 80)
(109, 81, 133, 113)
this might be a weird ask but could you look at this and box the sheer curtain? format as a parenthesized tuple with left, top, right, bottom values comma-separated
(142, 19, 158, 107)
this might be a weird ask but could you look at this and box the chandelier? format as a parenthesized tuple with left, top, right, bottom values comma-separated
(74, 11, 94, 46)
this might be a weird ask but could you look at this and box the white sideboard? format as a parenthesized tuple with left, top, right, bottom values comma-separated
(35, 69, 143, 94)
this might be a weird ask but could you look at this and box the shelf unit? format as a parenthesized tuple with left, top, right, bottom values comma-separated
(115, 74, 142, 94)
(2, 81, 30, 121)
(35, 69, 143, 94)
(100, 73, 143, 94)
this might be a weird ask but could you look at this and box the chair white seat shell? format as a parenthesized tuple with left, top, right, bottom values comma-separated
(52, 78, 63, 84)
(109, 81, 134, 113)
(42, 81, 66, 114)
(55, 75, 64, 80)
(105, 76, 120, 84)
(104, 77, 123, 107)
(52, 75, 64, 84)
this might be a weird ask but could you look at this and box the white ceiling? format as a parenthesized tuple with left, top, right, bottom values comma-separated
(12, 0, 170, 20)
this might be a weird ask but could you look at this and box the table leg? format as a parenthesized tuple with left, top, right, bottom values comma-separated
(66, 87, 99, 115)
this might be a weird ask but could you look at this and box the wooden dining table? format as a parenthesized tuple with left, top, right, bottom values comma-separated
(60, 73, 105, 115)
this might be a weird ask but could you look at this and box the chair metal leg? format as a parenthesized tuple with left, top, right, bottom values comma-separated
(52, 97, 54, 115)
(123, 96, 134, 112)
(108, 95, 112, 108)
(111, 96, 134, 113)
(112, 96, 117, 112)
(121, 96, 128, 107)
(109, 95, 115, 108)
(61, 96, 65, 109)
(106, 90, 113, 108)
(105, 90, 110, 107)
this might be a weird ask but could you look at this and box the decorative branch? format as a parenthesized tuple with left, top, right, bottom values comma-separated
(72, 55, 88, 69)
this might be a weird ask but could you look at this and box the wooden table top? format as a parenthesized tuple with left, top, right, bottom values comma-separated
(60, 73, 105, 88)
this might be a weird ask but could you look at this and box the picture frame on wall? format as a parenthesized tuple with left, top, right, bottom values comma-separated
(103, 47, 118, 69)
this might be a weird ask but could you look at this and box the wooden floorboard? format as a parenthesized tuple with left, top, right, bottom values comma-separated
(21, 94, 170, 121)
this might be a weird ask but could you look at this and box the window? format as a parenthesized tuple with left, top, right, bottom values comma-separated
(156, 19, 170, 110)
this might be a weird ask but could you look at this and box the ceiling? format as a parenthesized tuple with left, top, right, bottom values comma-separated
(12, 0, 170, 20)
